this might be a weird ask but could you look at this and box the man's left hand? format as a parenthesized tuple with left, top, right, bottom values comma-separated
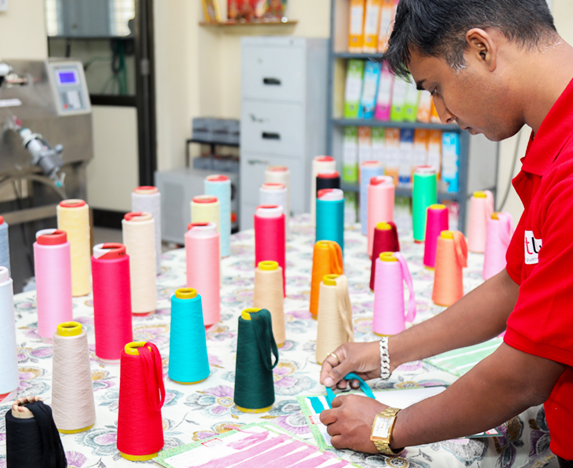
(319, 394, 387, 454)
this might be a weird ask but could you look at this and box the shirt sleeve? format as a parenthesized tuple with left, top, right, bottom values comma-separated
(505, 214, 525, 285)
(505, 170, 573, 366)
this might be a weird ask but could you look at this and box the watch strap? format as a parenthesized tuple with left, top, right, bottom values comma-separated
(371, 407, 404, 456)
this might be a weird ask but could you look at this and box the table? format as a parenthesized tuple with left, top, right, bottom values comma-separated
(0, 215, 556, 467)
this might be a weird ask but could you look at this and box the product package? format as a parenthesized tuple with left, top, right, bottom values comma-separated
(384, 128, 400, 185)
(390, 76, 408, 121)
(398, 129, 414, 187)
(374, 61, 393, 121)
(344, 59, 365, 119)
(358, 127, 373, 165)
(363, 0, 382, 53)
(417, 92, 432, 123)
(404, 79, 420, 123)
(348, 0, 366, 52)
(428, 130, 442, 178)
(359, 61, 381, 119)
(377, 0, 395, 52)
(412, 129, 430, 172)
(343, 127, 359, 183)
(371, 127, 386, 167)
(442, 132, 460, 192)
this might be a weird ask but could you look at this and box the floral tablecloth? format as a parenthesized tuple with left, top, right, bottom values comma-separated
(0, 215, 555, 468)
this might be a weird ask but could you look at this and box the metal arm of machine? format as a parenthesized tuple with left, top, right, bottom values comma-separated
(18, 128, 65, 188)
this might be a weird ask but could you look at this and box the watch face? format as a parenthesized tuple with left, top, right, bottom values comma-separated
(373, 415, 393, 438)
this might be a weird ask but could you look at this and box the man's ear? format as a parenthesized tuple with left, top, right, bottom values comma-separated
(466, 28, 497, 72)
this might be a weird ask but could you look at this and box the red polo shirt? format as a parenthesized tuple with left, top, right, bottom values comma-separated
(504, 77, 573, 458)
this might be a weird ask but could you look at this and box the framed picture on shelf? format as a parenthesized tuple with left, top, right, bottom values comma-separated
(202, 0, 222, 23)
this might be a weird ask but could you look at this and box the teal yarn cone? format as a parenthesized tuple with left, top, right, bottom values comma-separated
(316, 189, 345, 255)
(168, 288, 210, 384)
(234, 308, 279, 413)
(412, 166, 438, 242)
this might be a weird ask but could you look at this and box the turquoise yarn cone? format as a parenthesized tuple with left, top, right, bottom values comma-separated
(234, 308, 279, 412)
(316, 189, 345, 255)
(412, 166, 438, 242)
(168, 288, 210, 384)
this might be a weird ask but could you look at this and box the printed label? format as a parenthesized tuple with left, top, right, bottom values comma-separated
(524, 230, 542, 265)
(201, 438, 223, 448)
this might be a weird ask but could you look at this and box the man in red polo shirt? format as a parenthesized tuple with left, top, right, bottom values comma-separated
(319, 0, 573, 463)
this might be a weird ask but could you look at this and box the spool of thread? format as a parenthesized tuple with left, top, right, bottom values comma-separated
(234, 308, 279, 413)
(316, 189, 345, 255)
(412, 166, 438, 242)
(205, 176, 231, 258)
(51, 322, 96, 433)
(359, 161, 384, 235)
(310, 240, 344, 319)
(34, 229, 73, 342)
(254, 205, 286, 297)
(254, 261, 285, 347)
(0, 267, 18, 401)
(6, 399, 67, 468)
(117, 341, 165, 461)
(132, 186, 162, 274)
(316, 170, 341, 194)
(91, 243, 133, 363)
(57, 200, 91, 297)
(483, 212, 514, 280)
(373, 252, 417, 336)
(316, 274, 354, 364)
(432, 231, 468, 307)
(369, 222, 400, 291)
(468, 190, 494, 253)
(169, 288, 210, 384)
(423, 204, 449, 269)
(0, 216, 11, 274)
(311, 156, 336, 225)
(122, 212, 156, 316)
(185, 222, 221, 327)
(367, 176, 395, 257)
(265, 166, 290, 229)
(260, 183, 289, 239)
(191, 195, 221, 241)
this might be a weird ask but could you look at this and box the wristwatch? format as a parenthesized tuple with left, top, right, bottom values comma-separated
(370, 407, 404, 456)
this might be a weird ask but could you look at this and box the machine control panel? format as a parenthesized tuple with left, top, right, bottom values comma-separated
(48, 61, 91, 116)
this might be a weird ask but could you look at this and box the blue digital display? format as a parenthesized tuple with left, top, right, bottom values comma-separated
(58, 71, 77, 85)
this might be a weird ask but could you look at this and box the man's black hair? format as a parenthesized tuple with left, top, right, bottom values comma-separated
(385, 0, 557, 79)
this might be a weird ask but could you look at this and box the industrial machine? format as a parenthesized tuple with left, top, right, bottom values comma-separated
(0, 59, 93, 292)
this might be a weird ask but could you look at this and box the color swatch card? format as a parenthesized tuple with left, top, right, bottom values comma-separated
(344, 60, 365, 119)
(154, 424, 354, 468)
(298, 386, 502, 450)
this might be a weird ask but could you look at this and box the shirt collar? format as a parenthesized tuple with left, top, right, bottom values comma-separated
(522, 76, 573, 176)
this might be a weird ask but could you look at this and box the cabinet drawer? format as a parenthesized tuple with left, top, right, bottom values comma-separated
(242, 43, 305, 102)
(240, 154, 305, 215)
(241, 101, 305, 156)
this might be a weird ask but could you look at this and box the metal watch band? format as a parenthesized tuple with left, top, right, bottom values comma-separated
(380, 337, 391, 380)
(372, 407, 404, 456)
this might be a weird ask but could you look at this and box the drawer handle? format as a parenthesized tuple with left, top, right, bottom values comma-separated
(263, 78, 282, 86)
(247, 159, 269, 165)
(262, 132, 281, 140)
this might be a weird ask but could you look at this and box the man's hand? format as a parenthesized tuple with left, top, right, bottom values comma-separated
(319, 395, 386, 454)
(320, 342, 381, 389)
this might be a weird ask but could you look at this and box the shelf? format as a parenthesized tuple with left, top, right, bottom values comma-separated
(333, 119, 461, 132)
(188, 138, 239, 148)
(199, 20, 298, 27)
(334, 52, 385, 60)
(341, 183, 460, 201)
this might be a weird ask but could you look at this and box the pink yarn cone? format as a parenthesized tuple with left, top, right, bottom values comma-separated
(468, 191, 494, 253)
(367, 176, 395, 258)
(423, 204, 449, 269)
(483, 212, 514, 280)
(372, 252, 416, 336)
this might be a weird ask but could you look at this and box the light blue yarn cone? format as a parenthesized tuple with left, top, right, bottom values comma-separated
(316, 197, 345, 255)
(205, 177, 231, 258)
(169, 290, 210, 384)
(0, 221, 11, 275)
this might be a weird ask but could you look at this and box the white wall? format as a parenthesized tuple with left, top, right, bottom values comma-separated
(0, 0, 47, 59)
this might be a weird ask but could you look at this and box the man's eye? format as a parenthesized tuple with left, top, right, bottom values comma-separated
(431, 88, 439, 97)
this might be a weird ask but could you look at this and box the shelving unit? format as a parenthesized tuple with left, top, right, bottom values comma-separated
(326, 0, 499, 232)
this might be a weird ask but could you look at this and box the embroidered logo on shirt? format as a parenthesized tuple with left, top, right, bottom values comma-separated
(524, 230, 542, 264)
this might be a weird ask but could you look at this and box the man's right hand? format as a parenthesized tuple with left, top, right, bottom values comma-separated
(320, 341, 382, 389)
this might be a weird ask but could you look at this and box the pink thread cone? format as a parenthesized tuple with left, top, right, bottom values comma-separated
(468, 191, 494, 253)
(367, 176, 395, 258)
(423, 205, 449, 269)
(483, 212, 513, 280)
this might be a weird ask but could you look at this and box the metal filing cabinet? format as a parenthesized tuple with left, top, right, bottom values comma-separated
(240, 37, 329, 230)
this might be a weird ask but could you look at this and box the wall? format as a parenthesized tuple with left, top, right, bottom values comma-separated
(0, 0, 47, 59)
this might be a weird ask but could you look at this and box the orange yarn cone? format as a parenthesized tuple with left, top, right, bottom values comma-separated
(432, 230, 468, 307)
(310, 240, 343, 319)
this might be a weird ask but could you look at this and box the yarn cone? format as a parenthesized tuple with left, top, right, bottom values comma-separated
(254, 261, 285, 347)
(423, 204, 449, 269)
(369, 222, 400, 291)
(483, 212, 514, 280)
(309, 240, 343, 319)
(372, 252, 416, 336)
(367, 175, 395, 257)
(468, 191, 494, 253)
(316, 275, 354, 365)
(432, 231, 468, 307)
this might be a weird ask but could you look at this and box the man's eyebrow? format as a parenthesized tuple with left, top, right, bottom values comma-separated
(416, 80, 426, 91)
